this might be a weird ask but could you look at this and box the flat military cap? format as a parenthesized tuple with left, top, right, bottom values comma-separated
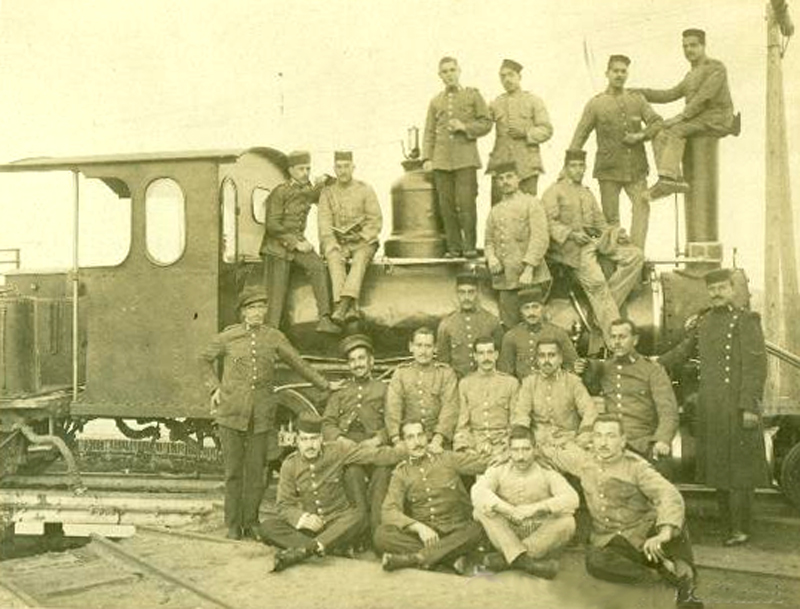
(492, 161, 518, 175)
(607, 54, 631, 67)
(339, 333, 373, 356)
(455, 272, 479, 286)
(682, 28, 706, 43)
(286, 150, 311, 167)
(518, 287, 546, 306)
(564, 149, 587, 163)
(500, 58, 523, 73)
(334, 150, 353, 162)
(296, 413, 323, 434)
(704, 268, 733, 285)
(238, 286, 268, 309)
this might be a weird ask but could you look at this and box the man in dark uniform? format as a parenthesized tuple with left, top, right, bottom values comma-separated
(375, 420, 488, 573)
(498, 286, 578, 380)
(322, 334, 390, 539)
(639, 29, 737, 200)
(659, 269, 768, 545)
(200, 287, 334, 540)
(570, 54, 663, 248)
(385, 327, 459, 451)
(422, 56, 492, 258)
(488, 58, 553, 203)
(260, 150, 339, 333)
(436, 272, 503, 378)
(260, 414, 405, 571)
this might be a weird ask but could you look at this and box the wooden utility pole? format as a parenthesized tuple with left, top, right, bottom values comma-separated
(765, 0, 800, 407)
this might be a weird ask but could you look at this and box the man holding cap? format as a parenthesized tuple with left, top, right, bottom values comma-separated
(318, 151, 383, 324)
(570, 54, 662, 248)
(200, 286, 334, 540)
(436, 272, 503, 378)
(322, 334, 390, 538)
(488, 58, 553, 204)
(638, 29, 736, 201)
(658, 269, 768, 545)
(498, 286, 578, 380)
(260, 150, 339, 333)
(484, 161, 551, 329)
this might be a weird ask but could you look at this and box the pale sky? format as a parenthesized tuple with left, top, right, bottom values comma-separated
(1, 0, 799, 291)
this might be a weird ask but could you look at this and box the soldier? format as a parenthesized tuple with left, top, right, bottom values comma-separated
(322, 334, 390, 539)
(487, 58, 553, 204)
(510, 340, 598, 477)
(542, 149, 644, 345)
(471, 426, 579, 579)
(422, 56, 492, 258)
(318, 151, 383, 324)
(658, 269, 768, 546)
(559, 415, 703, 609)
(639, 29, 736, 201)
(260, 150, 339, 333)
(200, 287, 337, 540)
(484, 161, 551, 329)
(260, 414, 405, 572)
(375, 420, 488, 573)
(436, 272, 503, 378)
(453, 336, 519, 459)
(385, 327, 459, 450)
(570, 54, 663, 248)
(498, 286, 578, 380)
(582, 318, 678, 472)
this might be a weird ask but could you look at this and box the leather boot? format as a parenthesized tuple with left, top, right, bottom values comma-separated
(331, 298, 352, 325)
(512, 555, 559, 579)
(381, 552, 421, 572)
(316, 314, 342, 334)
(272, 547, 310, 572)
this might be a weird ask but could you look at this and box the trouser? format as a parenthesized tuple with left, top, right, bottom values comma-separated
(373, 521, 484, 568)
(258, 507, 366, 552)
(491, 174, 538, 205)
(497, 289, 520, 329)
(324, 242, 378, 303)
(475, 511, 575, 564)
(263, 252, 331, 328)
(585, 529, 695, 584)
(573, 242, 644, 343)
(343, 464, 391, 536)
(218, 425, 269, 531)
(717, 488, 753, 534)
(652, 120, 715, 181)
(598, 179, 650, 249)
(433, 168, 478, 254)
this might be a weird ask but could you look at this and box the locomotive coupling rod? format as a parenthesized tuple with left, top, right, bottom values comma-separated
(13, 422, 85, 494)
(766, 341, 800, 369)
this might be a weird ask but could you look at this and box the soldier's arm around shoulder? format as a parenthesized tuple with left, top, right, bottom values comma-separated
(737, 310, 768, 413)
(446, 449, 489, 476)
(657, 313, 701, 371)
(464, 87, 493, 139)
(569, 96, 597, 150)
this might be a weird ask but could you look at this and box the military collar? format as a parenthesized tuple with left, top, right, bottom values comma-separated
(289, 178, 309, 189)
(536, 368, 564, 382)
(604, 85, 626, 96)
(244, 323, 265, 332)
(408, 450, 433, 465)
(445, 84, 463, 93)
(350, 374, 373, 384)
(524, 321, 544, 332)
(612, 352, 639, 365)
(411, 361, 436, 370)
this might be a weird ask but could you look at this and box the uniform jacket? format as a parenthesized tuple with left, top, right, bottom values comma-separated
(382, 450, 487, 534)
(260, 179, 325, 260)
(200, 323, 328, 432)
(317, 179, 383, 255)
(585, 352, 679, 454)
(322, 376, 387, 443)
(498, 321, 578, 380)
(569, 88, 662, 182)
(488, 90, 553, 180)
(423, 86, 492, 171)
(277, 441, 405, 527)
(436, 307, 504, 378)
(484, 192, 551, 290)
(640, 57, 735, 134)
(385, 362, 459, 442)
(659, 306, 768, 489)
(454, 370, 519, 455)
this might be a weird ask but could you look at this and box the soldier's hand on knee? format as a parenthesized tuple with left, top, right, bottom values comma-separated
(651, 441, 671, 460)
(643, 528, 671, 563)
(412, 523, 440, 548)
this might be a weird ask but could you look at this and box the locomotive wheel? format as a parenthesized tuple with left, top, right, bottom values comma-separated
(780, 441, 800, 510)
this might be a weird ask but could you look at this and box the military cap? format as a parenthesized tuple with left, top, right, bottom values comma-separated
(682, 28, 706, 43)
(334, 150, 353, 162)
(518, 286, 545, 306)
(455, 271, 479, 286)
(564, 149, 587, 163)
(492, 161, 518, 175)
(607, 54, 631, 67)
(500, 58, 523, 73)
(296, 413, 323, 434)
(704, 268, 733, 285)
(286, 150, 311, 167)
(238, 286, 268, 309)
(340, 333, 373, 356)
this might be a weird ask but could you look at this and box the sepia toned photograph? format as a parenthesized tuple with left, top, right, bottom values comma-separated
(0, 1, 799, 607)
